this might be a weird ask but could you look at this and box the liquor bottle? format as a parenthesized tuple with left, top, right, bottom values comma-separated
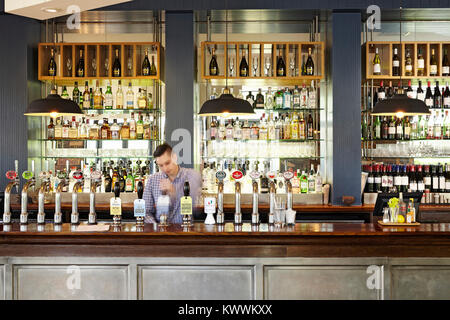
(62, 119, 70, 139)
(239, 51, 248, 77)
(424, 165, 432, 191)
(136, 114, 144, 139)
(137, 88, 147, 109)
(110, 119, 120, 140)
(282, 115, 290, 139)
(54, 118, 62, 139)
(291, 170, 300, 194)
(444, 83, 450, 108)
(306, 47, 314, 75)
(427, 113, 434, 139)
(277, 48, 286, 76)
(430, 48, 438, 76)
(301, 55, 306, 76)
(381, 116, 389, 140)
(246, 91, 255, 108)
(116, 80, 124, 109)
(100, 88, 105, 107)
(76, 49, 84, 77)
(298, 112, 306, 140)
(283, 87, 292, 110)
(388, 116, 396, 140)
(89, 120, 99, 139)
(47, 118, 55, 139)
(308, 164, 316, 193)
(82, 82, 90, 109)
(425, 81, 433, 109)
(403, 117, 411, 140)
(125, 167, 135, 192)
(142, 48, 151, 76)
(434, 111, 443, 139)
(150, 55, 157, 76)
(308, 81, 316, 109)
(292, 86, 300, 109)
(69, 116, 78, 139)
(265, 87, 274, 109)
(120, 118, 130, 139)
(233, 118, 242, 140)
(208, 47, 219, 76)
(255, 89, 264, 109)
(373, 47, 381, 75)
(93, 81, 102, 109)
(406, 80, 414, 98)
(259, 115, 268, 140)
(415, 48, 425, 76)
(398, 192, 407, 220)
(315, 164, 323, 193)
(300, 84, 308, 108)
(126, 82, 134, 109)
(242, 120, 251, 140)
(209, 117, 217, 140)
(104, 82, 113, 109)
(417, 81, 425, 101)
(392, 48, 400, 76)
(373, 116, 381, 140)
(101, 118, 110, 140)
(48, 48, 57, 76)
(268, 114, 276, 140)
(274, 89, 284, 109)
(104, 166, 112, 193)
(61, 86, 70, 99)
(307, 113, 314, 140)
(377, 81, 386, 101)
(443, 49, 450, 77)
(395, 116, 403, 140)
(290, 113, 299, 140)
(78, 117, 88, 139)
(218, 119, 226, 140)
(300, 170, 308, 193)
(72, 82, 80, 105)
(225, 119, 233, 140)
(405, 49, 412, 76)
(113, 49, 121, 77)
(434, 81, 442, 109)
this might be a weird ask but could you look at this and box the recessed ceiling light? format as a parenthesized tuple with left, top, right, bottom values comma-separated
(42, 8, 61, 13)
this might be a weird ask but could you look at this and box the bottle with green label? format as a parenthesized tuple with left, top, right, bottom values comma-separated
(125, 168, 134, 192)
(61, 86, 70, 99)
(300, 170, 308, 193)
(104, 82, 113, 109)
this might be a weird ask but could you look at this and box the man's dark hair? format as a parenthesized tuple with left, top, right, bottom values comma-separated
(153, 143, 173, 158)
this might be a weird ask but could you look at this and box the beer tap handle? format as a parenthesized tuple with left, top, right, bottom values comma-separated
(114, 181, 120, 199)
(137, 181, 144, 199)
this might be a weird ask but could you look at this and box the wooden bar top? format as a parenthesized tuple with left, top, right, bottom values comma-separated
(0, 222, 449, 258)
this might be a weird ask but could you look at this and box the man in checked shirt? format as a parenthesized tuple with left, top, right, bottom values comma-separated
(143, 143, 202, 224)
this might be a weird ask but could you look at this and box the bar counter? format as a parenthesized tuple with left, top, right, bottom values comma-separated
(0, 221, 449, 299)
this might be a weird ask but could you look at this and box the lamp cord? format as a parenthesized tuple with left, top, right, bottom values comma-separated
(225, 3, 228, 90)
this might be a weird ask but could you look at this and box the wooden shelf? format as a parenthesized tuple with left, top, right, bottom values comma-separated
(201, 41, 325, 81)
(363, 41, 450, 80)
(38, 42, 163, 82)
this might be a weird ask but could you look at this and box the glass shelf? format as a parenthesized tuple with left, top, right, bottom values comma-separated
(80, 108, 163, 113)
(201, 156, 322, 159)
(38, 156, 154, 159)
(36, 139, 162, 142)
(203, 139, 322, 142)
(363, 139, 450, 143)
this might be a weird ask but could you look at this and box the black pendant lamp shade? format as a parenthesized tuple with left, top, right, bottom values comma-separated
(199, 90, 254, 117)
(372, 90, 430, 117)
(25, 89, 83, 117)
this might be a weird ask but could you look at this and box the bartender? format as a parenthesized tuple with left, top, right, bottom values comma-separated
(143, 143, 202, 224)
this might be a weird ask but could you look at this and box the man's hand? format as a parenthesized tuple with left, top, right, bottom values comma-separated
(160, 179, 175, 197)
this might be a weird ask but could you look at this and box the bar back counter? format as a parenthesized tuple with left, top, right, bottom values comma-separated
(0, 220, 449, 300)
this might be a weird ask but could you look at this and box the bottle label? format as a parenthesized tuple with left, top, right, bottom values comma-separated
(418, 59, 425, 68)
(404, 126, 411, 135)
(137, 126, 144, 134)
(127, 100, 133, 108)
(210, 127, 217, 139)
(430, 65, 438, 74)
(388, 126, 396, 134)
(388, 176, 394, 187)
(418, 182, 425, 191)
(432, 177, 439, 189)
(381, 176, 388, 187)
(444, 97, 450, 107)
(439, 177, 446, 190)
(401, 176, 409, 186)
(405, 64, 412, 72)
(393, 60, 399, 67)
(446, 181, 450, 191)
(375, 177, 381, 184)
(407, 91, 415, 99)
(443, 66, 450, 74)
(425, 98, 433, 107)
(424, 177, 431, 186)
(377, 92, 385, 100)
(397, 125, 403, 134)
(373, 64, 381, 73)
(394, 176, 401, 186)
(375, 126, 381, 138)
(367, 177, 374, 183)
(417, 93, 425, 101)
(275, 96, 283, 107)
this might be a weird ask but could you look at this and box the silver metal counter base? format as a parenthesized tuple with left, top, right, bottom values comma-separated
(0, 256, 448, 300)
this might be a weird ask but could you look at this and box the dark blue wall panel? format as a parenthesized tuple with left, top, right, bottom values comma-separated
(331, 11, 362, 205)
(0, 14, 40, 191)
(164, 11, 194, 168)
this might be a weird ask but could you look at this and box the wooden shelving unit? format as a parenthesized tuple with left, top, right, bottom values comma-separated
(201, 41, 325, 81)
(38, 42, 163, 82)
(364, 41, 450, 79)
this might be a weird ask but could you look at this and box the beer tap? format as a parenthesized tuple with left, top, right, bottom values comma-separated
(37, 174, 50, 225)
(181, 181, 194, 227)
(54, 179, 67, 225)
(234, 181, 242, 225)
(134, 181, 145, 226)
(252, 180, 259, 225)
(88, 174, 102, 225)
(283, 170, 294, 211)
(111, 182, 122, 226)
(3, 160, 20, 224)
(268, 180, 276, 225)
(20, 160, 36, 225)
(71, 169, 84, 225)
(216, 179, 225, 225)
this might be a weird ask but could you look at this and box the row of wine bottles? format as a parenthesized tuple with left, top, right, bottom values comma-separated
(48, 48, 157, 77)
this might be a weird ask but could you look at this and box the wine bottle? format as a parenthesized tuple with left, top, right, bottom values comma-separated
(430, 48, 438, 76)
(48, 48, 57, 76)
(239, 51, 248, 77)
(417, 81, 425, 101)
(306, 47, 314, 75)
(276, 48, 286, 76)
(392, 48, 400, 76)
(113, 49, 121, 77)
(434, 81, 442, 109)
(417, 48, 425, 76)
(377, 80, 386, 101)
(406, 80, 414, 98)
(405, 49, 412, 76)
(373, 47, 381, 75)
(209, 47, 219, 76)
(150, 55, 157, 76)
(142, 48, 151, 76)
(77, 49, 84, 77)
(425, 81, 433, 108)
(443, 49, 450, 77)
(444, 82, 450, 108)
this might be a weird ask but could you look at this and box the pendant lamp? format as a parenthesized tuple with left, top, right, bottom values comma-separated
(372, 5, 429, 117)
(198, 9, 254, 117)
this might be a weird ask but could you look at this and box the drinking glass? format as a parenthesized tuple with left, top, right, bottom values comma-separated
(289, 57, 295, 76)
(66, 58, 72, 76)
(389, 207, 398, 223)
(252, 57, 258, 76)
(274, 196, 286, 228)
(127, 57, 133, 76)
(229, 57, 235, 77)
(265, 57, 271, 76)
(91, 58, 97, 76)
(104, 58, 109, 74)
